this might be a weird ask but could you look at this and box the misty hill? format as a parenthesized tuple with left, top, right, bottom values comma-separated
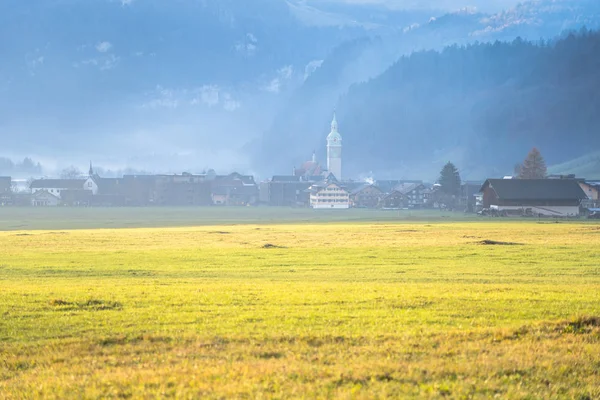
(341, 30, 600, 179)
(1, 0, 395, 167)
(549, 152, 600, 179)
(3, 0, 600, 176)
(256, 0, 600, 177)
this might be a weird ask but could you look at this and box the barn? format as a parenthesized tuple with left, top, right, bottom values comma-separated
(480, 179, 587, 217)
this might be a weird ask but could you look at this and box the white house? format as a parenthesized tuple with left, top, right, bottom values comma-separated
(308, 182, 350, 209)
(29, 179, 88, 199)
(31, 190, 61, 207)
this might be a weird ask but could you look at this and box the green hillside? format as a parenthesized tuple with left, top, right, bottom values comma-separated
(548, 151, 600, 179)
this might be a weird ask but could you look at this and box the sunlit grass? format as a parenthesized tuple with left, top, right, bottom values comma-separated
(1, 221, 599, 398)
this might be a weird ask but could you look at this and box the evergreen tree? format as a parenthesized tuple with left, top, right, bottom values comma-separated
(518, 148, 547, 179)
(438, 162, 461, 196)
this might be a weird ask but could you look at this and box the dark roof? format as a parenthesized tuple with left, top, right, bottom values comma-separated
(30, 179, 85, 189)
(375, 180, 423, 193)
(215, 173, 255, 185)
(349, 184, 382, 196)
(394, 183, 425, 195)
(272, 176, 300, 182)
(382, 190, 407, 200)
(212, 185, 257, 196)
(481, 179, 587, 201)
(95, 177, 125, 193)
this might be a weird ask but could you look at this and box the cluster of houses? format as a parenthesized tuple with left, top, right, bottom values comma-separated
(20, 166, 259, 207)
(1, 168, 598, 218)
(1, 115, 599, 216)
(0, 166, 459, 210)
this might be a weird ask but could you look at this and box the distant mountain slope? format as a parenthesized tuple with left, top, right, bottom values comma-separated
(549, 152, 600, 178)
(256, 0, 600, 179)
(337, 30, 600, 179)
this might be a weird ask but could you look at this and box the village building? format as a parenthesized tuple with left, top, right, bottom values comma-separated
(349, 184, 383, 208)
(308, 181, 350, 209)
(154, 173, 212, 206)
(0, 176, 12, 205)
(380, 190, 407, 209)
(0, 176, 10, 194)
(380, 183, 427, 209)
(31, 189, 61, 207)
(374, 180, 423, 195)
(262, 176, 313, 207)
(480, 179, 587, 217)
(210, 173, 258, 206)
(294, 152, 325, 179)
(30, 179, 87, 199)
(579, 181, 600, 208)
(461, 181, 484, 212)
(395, 183, 427, 208)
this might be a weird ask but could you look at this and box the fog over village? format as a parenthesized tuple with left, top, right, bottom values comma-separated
(2, 0, 600, 179)
(2, 0, 600, 213)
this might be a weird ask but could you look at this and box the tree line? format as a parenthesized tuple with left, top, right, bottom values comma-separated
(0, 157, 43, 177)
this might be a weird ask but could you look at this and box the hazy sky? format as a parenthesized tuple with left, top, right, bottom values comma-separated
(336, 0, 523, 12)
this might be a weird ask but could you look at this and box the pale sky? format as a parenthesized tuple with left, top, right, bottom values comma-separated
(335, 0, 523, 13)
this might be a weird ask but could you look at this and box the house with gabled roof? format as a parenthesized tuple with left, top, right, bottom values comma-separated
(30, 178, 87, 199)
(31, 189, 61, 207)
(307, 181, 349, 209)
(480, 179, 587, 217)
(349, 184, 383, 208)
(380, 183, 426, 209)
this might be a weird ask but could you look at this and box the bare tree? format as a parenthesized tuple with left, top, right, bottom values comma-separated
(60, 166, 83, 179)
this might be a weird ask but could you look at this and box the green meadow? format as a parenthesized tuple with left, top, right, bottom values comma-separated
(0, 209, 599, 398)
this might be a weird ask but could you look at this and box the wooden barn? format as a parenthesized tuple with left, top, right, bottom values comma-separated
(480, 179, 587, 217)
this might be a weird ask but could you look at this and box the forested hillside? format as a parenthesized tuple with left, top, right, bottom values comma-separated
(337, 29, 600, 179)
(261, 29, 600, 180)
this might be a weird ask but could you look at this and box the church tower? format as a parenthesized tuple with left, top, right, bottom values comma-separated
(327, 112, 342, 181)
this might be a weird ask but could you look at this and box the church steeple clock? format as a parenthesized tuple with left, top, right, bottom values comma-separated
(326, 112, 342, 181)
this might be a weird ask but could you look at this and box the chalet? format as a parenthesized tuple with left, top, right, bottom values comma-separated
(308, 182, 349, 209)
(211, 173, 258, 206)
(395, 183, 426, 208)
(579, 181, 600, 208)
(31, 190, 60, 207)
(480, 179, 587, 217)
(349, 184, 383, 208)
(380, 190, 406, 209)
(30, 179, 87, 198)
(380, 183, 426, 209)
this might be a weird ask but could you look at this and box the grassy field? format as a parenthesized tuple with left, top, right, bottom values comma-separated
(0, 207, 479, 231)
(1, 214, 599, 398)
